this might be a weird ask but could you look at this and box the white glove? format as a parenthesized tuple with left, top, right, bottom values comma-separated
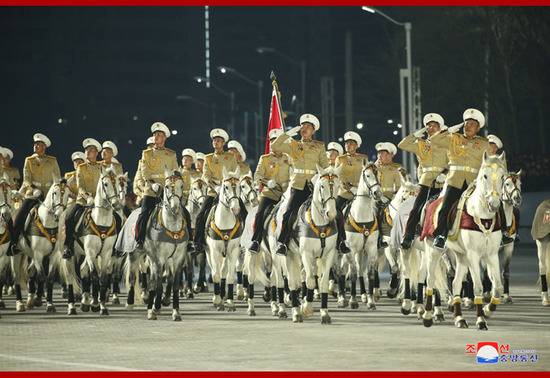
(32, 188, 42, 198)
(286, 126, 301, 137)
(267, 179, 277, 189)
(435, 173, 446, 184)
(350, 186, 358, 195)
(151, 183, 160, 194)
(448, 124, 462, 133)
(413, 127, 427, 138)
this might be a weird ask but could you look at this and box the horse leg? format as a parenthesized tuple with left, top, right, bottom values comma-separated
(162, 274, 172, 307)
(483, 248, 503, 319)
(172, 267, 182, 321)
(452, 253, 469, 328)
(434, 289, 445, 322)
(482, 268, 492, 303)
(467, 252, 487, 331)
(536, 239, 550, 306)
(422, 248, 441, 327)
(319, 252, 335, 325)
(91, 272, 100, 312)
(80, 265, 91, 312)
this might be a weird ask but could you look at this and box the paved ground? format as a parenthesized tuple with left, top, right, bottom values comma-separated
(0, 244, 548, 371)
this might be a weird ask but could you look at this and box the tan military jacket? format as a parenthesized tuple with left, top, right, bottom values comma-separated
(237, 161, 252, 178)
(64, 171, 78, 200)
(76, 160, 102, 205)
(441, 133, 490, 189)
(140, 147, 179, 197)
(271, 133, 329, 190)
(20, 153, 61, 198)
(133, 160, 145, 202)
(254, 152, 291, 201)
(203, 151, 238, 197)
(335, 153, 368, 200)
(398, 130, 449, 186)
(182, 167, 201, 181)
(100, 160, 123, 175)
(375, 161, 403, 199)
(2, 165, 21, 188)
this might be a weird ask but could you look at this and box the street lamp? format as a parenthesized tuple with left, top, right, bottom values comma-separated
(217, 65, 264, 158)
(356, 122, 364, 130)
(256, 46, 306, 113)
(194, 76, 235, 134)
(361, 6, 413, 173)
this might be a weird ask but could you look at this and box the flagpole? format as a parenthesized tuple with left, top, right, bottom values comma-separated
(270, 71, 286, 130)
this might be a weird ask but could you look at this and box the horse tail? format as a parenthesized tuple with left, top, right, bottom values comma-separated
(244, 251, 270, 288)
(59, 255, 82, 295)
(433, 255, 449, 299)
(124, 252, 142, 300)
(545, 238, 550, 282)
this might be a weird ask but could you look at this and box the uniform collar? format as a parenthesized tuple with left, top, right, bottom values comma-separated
(300, 138, 313, 143)
(32, 153, 46, 159)
(213, 149, 224, 156)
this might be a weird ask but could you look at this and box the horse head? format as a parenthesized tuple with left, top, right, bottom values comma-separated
(221, 167, 242, 216)
(164, 170, 185, 215)
(240, 174, 258, 208)
(0, 176, 13, 218)
(359, 160, 382, 200)
(190, 178, 208, 210)
(314, 165, 340, 221)
(97, 167, 121, 210)
(116, 172, 129, 208)
(502, 169, 523, 208)
(46, 179, 70, 221)
(477, 151, 507, 213)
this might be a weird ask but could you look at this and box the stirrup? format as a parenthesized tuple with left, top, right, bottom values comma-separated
(338, 241, 351, 254)
(249, 240, 260, 253)
(433, 235, 446, 250)
(62, 246, 74, 259)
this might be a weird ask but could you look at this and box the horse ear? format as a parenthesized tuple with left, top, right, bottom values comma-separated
(123, 171, 129, 179)
(498, 150, 506, 162)
(235, 167, 241, 178)
(516, 169, 522, 177)
(222, 166, 228, 179)
(164, 169, 171, 179)
(482, 150, 488, 164)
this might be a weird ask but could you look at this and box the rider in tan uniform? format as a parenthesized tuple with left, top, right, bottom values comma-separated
(327, 142, 344, 167)
(433, 108, 490, 249)
(133, 137, 154, 206)
(249, 128, 291, 253)
(0, 147, 21, 188)
(9, 133, 61, 255)
(63, 138, 102, 258)
(193, 128, 239, 253)
(65, 151, 85, 203)
(399, 113, 449, 249)
(100, 141, 123, 175)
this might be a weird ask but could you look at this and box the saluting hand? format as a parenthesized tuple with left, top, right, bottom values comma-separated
(286, 126, 301, 137)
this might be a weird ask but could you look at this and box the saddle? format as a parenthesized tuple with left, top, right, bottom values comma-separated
(420, 188, 502, 241)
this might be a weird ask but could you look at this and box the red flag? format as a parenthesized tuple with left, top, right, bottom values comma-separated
(264, 84, 285, 154)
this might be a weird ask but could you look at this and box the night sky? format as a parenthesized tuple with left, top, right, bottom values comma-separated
(1, 7, 549, 177)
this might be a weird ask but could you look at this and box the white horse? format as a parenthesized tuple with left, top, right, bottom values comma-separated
(206, 168, 243, 312)
(423, 152, 507, 330)
(283, 165, 341, 324)
(71, 168, 122, 316)
(533, 199, 550, 306)
(181, 177, 208, 297)
(497, 170, 522, 304)
(110, 172, 129, 305)
(236, 174, 259, 302)
(12, 180, 70, 313)
(0, 176, 16, 312)
(142, 171, 189, 320)
(343, 162, 382, 310)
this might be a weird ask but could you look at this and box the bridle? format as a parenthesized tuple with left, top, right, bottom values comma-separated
(189, 179, 207, 208)
(44, 182, 68, 219)
(219, 177, 240, 210)
(313, 174, 338, 217)
(240, 176, 258, 205)
(163, 175, 185, 215)
(97, 173, 120, 210)
(502, 173, 522, 207)
(356, 164, 381, 199)
(480, 162, 505, 212)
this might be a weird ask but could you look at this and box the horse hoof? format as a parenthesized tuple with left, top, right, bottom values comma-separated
(226, 305, 236, 312)
(33, 297, 43, 307)
(292, 314, 303, 323)
(361, 294, 367, 303)
(436, 313, 445, 322)
(401, 307, 411, 316)
(502, 295, 513, 304)
(350, 301, 359, 310)
(477, 321, 488, 331)
(81, 304, 90, 312)
(248, 310, 256, 317)
(278, 310, 288, 319)
(46, 304, 56, 313)
(68, 308, 77, 315)
(91, 304, 100, 313)
(172, 313, 182, 321)
(217, 304, 225, 311)
(456, 319, 469, 329)
(321, 315, 332, 325)
(100, 308, 109, 316)
(367, 303, 376, 311)
(373, 288, 381, 302)
(147, 311, 157, 320)
(337, 297, 348, 308)
(125, 304, 134, 311)
(387, 288, 398, 299)
(112, 297, 120, 305)
(262, 292, 271, 303)
(16, 301, 26, 312)
(0, 301, 5, 309)
(161, 298, 171, 307)
(187, 292, 194, 299)
(423, 318, 433, 328)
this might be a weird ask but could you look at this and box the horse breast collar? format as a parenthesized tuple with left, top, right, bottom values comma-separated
(346, 213, 378, 237)
(156, 208, 185, 240)
(27, 207, 58, 244)
(83, 211, 117, 240)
